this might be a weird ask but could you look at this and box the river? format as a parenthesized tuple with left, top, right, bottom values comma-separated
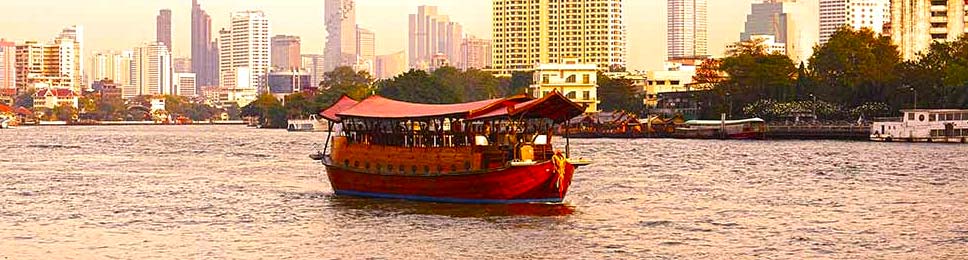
(1, 125, 966, 259)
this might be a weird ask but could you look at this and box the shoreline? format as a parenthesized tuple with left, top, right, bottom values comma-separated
(23, 120, 247, 126)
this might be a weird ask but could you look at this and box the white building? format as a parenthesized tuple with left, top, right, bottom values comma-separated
(668, 0, 709, 60)
(356, 26, 375, 73)
(90, 51, 134, 88)
(0, 40, 16, 91)
(492, 0, 627, 76)
(409, 6, 464, 71)
(132, 42, 173, 98)
(819, 0, 890, 44)
(530, 58, 600, 114)
(218, 10, 271, 107)
(15, 39, 78, 91)
(645, 62, 698, 107)
(891, 0, 968, 60)
(58, 25, 84, 90)
(375, 51, 408, 79)
(741, 0, 819, 64)
(175, 73, 197, 97)
(460, 36, 492, 70)
(324, 0, 357, 72)
(726, 35, 788, 55)
(301, 54, 326, 87)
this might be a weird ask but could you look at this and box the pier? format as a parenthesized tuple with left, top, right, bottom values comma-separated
(765, 125, 870, 140)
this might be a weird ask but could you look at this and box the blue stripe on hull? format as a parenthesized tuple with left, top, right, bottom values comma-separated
(334, 190, 564, 204)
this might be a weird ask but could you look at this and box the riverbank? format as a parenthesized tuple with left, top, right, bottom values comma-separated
(26, 120, 246, 126)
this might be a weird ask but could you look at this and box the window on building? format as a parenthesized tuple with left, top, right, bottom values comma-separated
(582, 74, 590, 84)
(582, 91, 590, 100)
(542, 74, 550, 84)
(566, 75, 576, 83)
(566, 91, 576, 99)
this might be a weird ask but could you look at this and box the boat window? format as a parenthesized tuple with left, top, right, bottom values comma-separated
(930, 114, 936, 122)
(919, 115, 925, 122)
(475, 135, 489, 146)
(534, 135, 548, 145)
(946, 113, 954, 121)
(907, 113, 914, 121)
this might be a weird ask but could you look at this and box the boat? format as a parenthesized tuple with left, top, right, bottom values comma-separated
(871, 109, 968, 143)
(287, 114, 329, 132)
(315, 92, 589, 204)
(671, 117, 767, 139)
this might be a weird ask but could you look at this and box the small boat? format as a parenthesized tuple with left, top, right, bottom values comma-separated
(288, 114, 329, 132)
(672, 118, 767, 139)
(316, 92, 589, 204)
(871, 109, 968, 143)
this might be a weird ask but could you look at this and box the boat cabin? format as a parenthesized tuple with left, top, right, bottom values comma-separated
(871, 109, 968, 143)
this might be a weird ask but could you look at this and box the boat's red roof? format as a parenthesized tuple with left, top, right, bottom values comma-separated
(319, 95, 360, 122)
(0, 103, 12, 113)
(323, 92, 584, 123)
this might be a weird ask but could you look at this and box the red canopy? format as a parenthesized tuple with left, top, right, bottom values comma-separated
(336, 96, 506, 119)
(319, 95, 360, 122)
(0, 103, 12, 113)
(467, 91, 586, 123)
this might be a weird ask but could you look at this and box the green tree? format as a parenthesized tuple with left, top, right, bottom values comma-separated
(283, 92, 317, 119)
(718, 49, 797, 105)
(52, 103, 77, 122)
(241, 93, 287, 128)
(498, 71, 533, 97)
(808, 27, 901, 107)
(316, 66, 374, 107)
(377, 69, 458, 104)
(597, 72, 643, 113)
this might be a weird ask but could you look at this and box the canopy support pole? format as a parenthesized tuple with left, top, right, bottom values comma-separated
(323, 121, 334, 156)
(565, 120, 571, 158)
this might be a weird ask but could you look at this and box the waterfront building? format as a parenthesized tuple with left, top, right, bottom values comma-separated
(90, 51, 134, 88)
(174, 57, 192, 73)
(267, 70, 313, 94)
(92, 79, 122, 101)
(271, 35, 301, 70)
(356, 27, 375, 73)
(819, 0, 891, 44)
(33, 87, 78, 109)
(15, 39, 78, 91)
(460, 36, 492, 70)
(218, 10, 271, 107)
(301, 54, 326, 87)
(175, 73, 197, 97)
(491, 0, 626, 76)
(644, 62, 698, 108)
(740, 0, 819, 64)
(132, 42, 174, 97)
(726, 35, 788, 55)
(192, 0, 219, 87)
(374, 51, 407, 79)
(0, 40, 15, 91)
(530, 58, 600, 114)
(891, 0, 968, 60)
(668, 0, 709, 60)
(157, 9, 173, 52)
(408, 6, 464, 71)
(324, 0, 357, 72)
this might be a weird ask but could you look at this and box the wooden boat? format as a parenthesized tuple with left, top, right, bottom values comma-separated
(672, 118, 767, 139)
(316, 92, 589, 204)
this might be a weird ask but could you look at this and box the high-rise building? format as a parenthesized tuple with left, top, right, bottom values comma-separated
(460, 36, 492, 70)
(192, 0, 219, 88)
(668, 0, 709, 60)
(90, 51, 134, 88)
(132, 42, 174, 98)
(175, 73, 197, 96)
(819, 0, 890, 44)
(409, 6, 465, 71)
(57, 25, 84, 90)
(491, 0, 627, 76)
(15, 39, 78, 91)
(324, 0, 357, 72)
(174, 57, 192, 73)
(218, 10, 271, 107)
(374, 51, 407, 79)
(356, 26, 375, 73)
(271, 35, 301, 70)
(301, 54, 326, 87)
(157, 9, 173, 52)
(0, 40, 15, 90)
(891, 0, 967, 60)
(740, 0, 819, 64)
(267, 70, 313, 94)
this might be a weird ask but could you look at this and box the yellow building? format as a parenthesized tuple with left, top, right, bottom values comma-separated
(15, 39, 78, 91)
(530, 58, 599, 114)
(491, 0, 627, 76)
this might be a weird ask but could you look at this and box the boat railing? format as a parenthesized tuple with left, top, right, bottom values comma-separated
(873, 117, 903, 122)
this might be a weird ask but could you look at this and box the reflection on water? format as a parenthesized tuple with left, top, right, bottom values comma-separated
(1, 126, 967, 259)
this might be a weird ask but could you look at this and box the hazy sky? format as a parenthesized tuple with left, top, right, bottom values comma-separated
(0, 0, 758, 70)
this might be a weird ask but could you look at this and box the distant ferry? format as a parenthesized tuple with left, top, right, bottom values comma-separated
(315, 92, 589, 204)
(672, 118, 767, 140)
(871, 109, 968, 143)
(287, 114, 328, 132)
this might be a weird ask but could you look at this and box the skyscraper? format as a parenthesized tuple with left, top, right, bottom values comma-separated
(324, 0, 357, 72)
(132, 42, 173, 97)
(219, 11, 271, 107)
(819, 0, 890, 44)
(301, 54, 326, 87)
(374, 51, 407, 79)
(891, 0, 967, 60)
(0, 40, 15, 91)
(58, 25, 84, 90)
(460, 36, 492, 70)
(668, 0, 709, 60)
(157, 9, 172, 52)
(408, 6, 465, 71)
(15, 34, 81, 91)
(192, 0, 218, 88)
(491, 0, 627, 76)
(356, 26, 375, 73)
(271, 35, 301, 70)
(740, 0, 819, 63)
(90, 51, 134, 86)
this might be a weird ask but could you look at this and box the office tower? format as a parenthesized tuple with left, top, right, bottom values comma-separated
(409, 6, 465, 71)
(460, 36, 492, 70)
(491, 0, 627, 76)
(192, 0, 219, 87)
(57, 25, 84, 89)
(301, 54, 326, 87)
(819, 0, 891, 44)
(157, 9, 172, 52)
(175, 73, 197, 96)
(90, 51, 135, 86)
(132, 42, 174, 97)
(374, 51, 407, 79)
(668, 0, 709, 60)
(740, 0, 819, 63)
(0, 40, 14, 90)
(324, 0, 357, 72)
(15, 39, 78, 90)
(174, 57, 192, 73)
(891, 0, 967, 60)
(271, 35, 301, 70)
(218, 11, 271, 106)
(355, 27, 375, 73)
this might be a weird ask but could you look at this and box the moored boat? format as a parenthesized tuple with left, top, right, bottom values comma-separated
(671, 118, 767, 139)
(316, 92, 589, 204)
(871, 109, 968, 143)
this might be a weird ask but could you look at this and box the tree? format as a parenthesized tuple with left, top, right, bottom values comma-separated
(597, 72, 643, 113)
(808, 27, 901, 107)
(52, 103, 77, 122)
(498, 71, 533, 97)
(241, 93, 287, 128)
(718, 49, 797, 105)
(377, 69, 459, 104)
(317, 66, 374, 106)
(283, 92, 317, 119)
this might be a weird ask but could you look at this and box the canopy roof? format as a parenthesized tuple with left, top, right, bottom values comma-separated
(320, 92, 584, 123)
(0, 103, 12, 113)
(319, 95, 360, 122)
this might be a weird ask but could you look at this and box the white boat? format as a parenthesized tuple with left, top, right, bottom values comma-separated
(871, 109, 968, 143)
(287, 114, 329, 132)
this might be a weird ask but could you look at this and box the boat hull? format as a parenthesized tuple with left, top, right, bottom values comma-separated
(324, 160, 575, 204)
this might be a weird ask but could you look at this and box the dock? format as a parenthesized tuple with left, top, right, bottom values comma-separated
(765, 125, 870, 140)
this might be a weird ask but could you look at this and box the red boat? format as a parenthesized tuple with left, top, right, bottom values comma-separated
(317, 92, 588, 204)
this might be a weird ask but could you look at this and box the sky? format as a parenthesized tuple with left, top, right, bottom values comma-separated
(0, 0, 759, 71)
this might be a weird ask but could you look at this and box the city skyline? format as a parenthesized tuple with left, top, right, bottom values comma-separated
(0, 0, 758, 71)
